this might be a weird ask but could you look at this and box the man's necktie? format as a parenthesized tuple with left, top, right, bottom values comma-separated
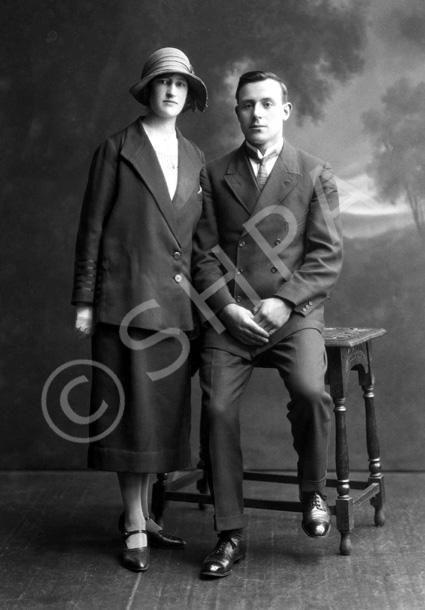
(245, 145, 279, 190)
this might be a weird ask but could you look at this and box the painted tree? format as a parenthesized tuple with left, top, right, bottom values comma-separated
(147, 0, 369, 157)
(0, 0, 369, 172)
(363, 78, 425, 237)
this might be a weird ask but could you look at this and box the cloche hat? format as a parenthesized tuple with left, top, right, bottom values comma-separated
(129, 47, 208, 112)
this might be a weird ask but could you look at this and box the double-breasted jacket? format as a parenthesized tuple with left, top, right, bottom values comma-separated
(192, 139, 343, 356)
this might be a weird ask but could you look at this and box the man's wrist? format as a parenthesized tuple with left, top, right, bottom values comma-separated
(219, 302, 238, 319)
(274, 296, 293, 309)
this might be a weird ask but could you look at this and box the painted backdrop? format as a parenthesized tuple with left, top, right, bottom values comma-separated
(1, 0, 424, 470)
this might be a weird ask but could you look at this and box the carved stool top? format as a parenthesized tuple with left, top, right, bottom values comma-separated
(324, 327, 387, 347)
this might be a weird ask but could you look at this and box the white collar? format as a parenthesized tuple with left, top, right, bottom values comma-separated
(245, 137, 283, 160)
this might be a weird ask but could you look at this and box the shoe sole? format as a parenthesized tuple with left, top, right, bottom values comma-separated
(122, 557, 150, 572)
(200, 552, 246, 578)
(125, 564, 149, 572)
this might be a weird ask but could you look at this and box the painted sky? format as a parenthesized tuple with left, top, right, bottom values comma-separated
(285, 0, 425, 196)
(283, 0, 425, 237)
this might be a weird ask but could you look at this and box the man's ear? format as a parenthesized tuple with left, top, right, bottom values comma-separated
(282, 102, 292, 122)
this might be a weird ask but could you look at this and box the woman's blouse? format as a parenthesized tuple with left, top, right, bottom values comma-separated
(143, 124, 178, 199)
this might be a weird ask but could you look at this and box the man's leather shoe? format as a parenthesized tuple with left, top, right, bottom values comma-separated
(118, 512, 186, 549)
(301, 491, 331, 538)
(200, 535, 246, 578)
(122, 530, 150, 572)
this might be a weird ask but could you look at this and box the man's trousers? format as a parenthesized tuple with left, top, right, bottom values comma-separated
(199, 328, 332, 532)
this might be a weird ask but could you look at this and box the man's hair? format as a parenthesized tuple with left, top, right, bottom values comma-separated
(235, 71, 289, 104)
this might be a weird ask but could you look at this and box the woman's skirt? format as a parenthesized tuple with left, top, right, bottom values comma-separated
(87, 323, 192, 473)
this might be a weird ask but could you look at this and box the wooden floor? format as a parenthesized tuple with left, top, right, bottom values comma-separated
(0, 471, 424, 610)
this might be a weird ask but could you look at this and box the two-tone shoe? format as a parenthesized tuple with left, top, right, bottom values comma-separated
(122, 529, 150, 572)
(200, 535, 246, 578)
(301, 491, 331, 538)
(118, 512, 186, 549)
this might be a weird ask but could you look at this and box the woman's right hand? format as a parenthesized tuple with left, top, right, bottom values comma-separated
(75, 305, 94, 339)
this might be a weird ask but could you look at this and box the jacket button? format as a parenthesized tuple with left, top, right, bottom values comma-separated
(271, 267, 277, 273)
(173, 251, 181, 260)
(236, 296, 242, 303)
(236, 269, 243, 275)
(275, 238, 281, 245)
(239, 241, 245, 247)
(174, 274, 182, 283)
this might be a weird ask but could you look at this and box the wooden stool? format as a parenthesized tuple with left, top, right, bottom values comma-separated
(152, 327, 387, 555)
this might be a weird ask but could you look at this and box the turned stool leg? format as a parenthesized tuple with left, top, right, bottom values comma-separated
(196, 403, 209, 510)
(196, 457, 208, 511)
(151, 473, 168, 527)
(334, 396, 354, 555)
(363, 382, 386, 527)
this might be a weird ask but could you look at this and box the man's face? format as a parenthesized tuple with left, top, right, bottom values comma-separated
(235, 79, 292, 152)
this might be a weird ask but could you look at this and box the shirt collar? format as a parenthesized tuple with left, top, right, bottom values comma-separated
(245, 137, 284, 160)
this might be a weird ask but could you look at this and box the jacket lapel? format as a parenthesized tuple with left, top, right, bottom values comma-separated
(173, 131, 203, 212)
(120, 118, 179, 242)
(241, 139, 302, 236)
(224, 145, 259, 214)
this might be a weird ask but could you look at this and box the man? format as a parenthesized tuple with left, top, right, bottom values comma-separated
(191, 71, 343, 578)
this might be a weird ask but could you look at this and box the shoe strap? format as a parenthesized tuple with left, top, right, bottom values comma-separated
(122, 529, 147, 541)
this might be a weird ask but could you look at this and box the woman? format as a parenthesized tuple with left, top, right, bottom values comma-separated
(72, 48, 207, 572)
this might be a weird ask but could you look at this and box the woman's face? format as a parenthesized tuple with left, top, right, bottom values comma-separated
(149, 73, 188, 119)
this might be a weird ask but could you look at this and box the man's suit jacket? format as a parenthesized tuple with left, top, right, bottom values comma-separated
(192, 139, 343, 357)
(72, 117, 204, 331)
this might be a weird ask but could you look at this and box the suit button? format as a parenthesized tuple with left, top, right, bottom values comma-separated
(239, 241, 246, 248)
(173, 251, 181, 260)
(236, 269, 243, 275)
(236, 296, 242, 303)
(174, 274, 182, 283)
(308, 301, 312, 306)
(271, 267, 277, 273)
(275, 238, 281, 245)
